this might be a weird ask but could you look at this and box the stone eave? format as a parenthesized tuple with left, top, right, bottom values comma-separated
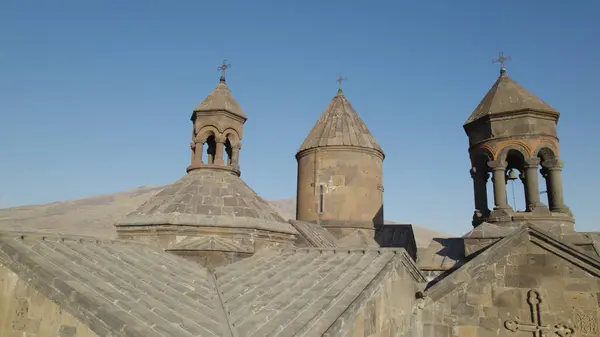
(295, 145, 385, 160)
(114, 214, 299, 236)
(191, 109, 248, 123)
(463, 108, 560, 131)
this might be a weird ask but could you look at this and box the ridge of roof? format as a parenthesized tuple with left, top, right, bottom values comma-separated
(298, 90, 383, 156)
(464, 71, 559, 125)
(194, 80, 247, 119)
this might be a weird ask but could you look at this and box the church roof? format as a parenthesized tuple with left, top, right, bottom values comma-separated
(215, 247, 425, 336)
(0, 232, 232, 337)
(298, 89, 383, 155)
(116, 169, 297, 235)
(464, 69, 559, 125)
(194, 79, 247, 119)
(0, 231, 425, 337)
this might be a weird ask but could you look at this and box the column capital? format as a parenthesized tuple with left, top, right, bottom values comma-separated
(487, 160, 507, 171)
(215, 135, 227, 143)
(524, 157, 541, 169)
(542, 159, 563, 171)
(233, 142, 242, 150)
(190, 141, 196, 149)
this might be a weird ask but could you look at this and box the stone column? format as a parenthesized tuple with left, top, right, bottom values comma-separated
(231, 143, 241, 168)
(214, 135, 225, 165)
(523, 158, 546, 212)
(190, 141, 196, 164)
(470, 167, 490, 217)
(488, 160, 511, 210)
(543, 159, 570, 213)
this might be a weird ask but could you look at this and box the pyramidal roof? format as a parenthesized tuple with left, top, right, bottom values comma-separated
(116, 169, 296, 235)
(464, 69, 559, 125)
(194, 78, 247, 119)
(298, 89, 383, 155)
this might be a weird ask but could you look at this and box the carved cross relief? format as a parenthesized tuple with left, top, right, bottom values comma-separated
(504, 289, 574, 336)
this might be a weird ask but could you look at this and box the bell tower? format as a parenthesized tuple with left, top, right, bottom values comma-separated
(187, 59, 246, 175)
(464, 53, 573, 231)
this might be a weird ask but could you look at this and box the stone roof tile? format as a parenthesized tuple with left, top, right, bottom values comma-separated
(215, 247, 425, 337)
(0, 232, 232, 337)
(464, 70, 558, 125)
(168, 235, 255, 253)
(288, 220, 338, 248)
(298, 89, 383, 155)
(116, 169, 297, 235)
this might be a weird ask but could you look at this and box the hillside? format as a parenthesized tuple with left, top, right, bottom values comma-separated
(0, 186, 450, 247)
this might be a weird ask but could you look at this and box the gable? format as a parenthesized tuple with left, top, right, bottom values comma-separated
(418, 228, 600, 337)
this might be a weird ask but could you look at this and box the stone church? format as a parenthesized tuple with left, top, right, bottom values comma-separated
(0, 59, 599, 337)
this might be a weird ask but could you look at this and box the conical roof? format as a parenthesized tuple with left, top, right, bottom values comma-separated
(298, 89, 383, 155)
(194, 79, 247, 119)
(464, 69, 558, 125)
(116, 169, 297, 235)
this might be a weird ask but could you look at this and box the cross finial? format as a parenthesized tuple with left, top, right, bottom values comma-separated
(493, 52, 511, 75)
(336, 73, 347, 92)
(217, 59, 231, 82)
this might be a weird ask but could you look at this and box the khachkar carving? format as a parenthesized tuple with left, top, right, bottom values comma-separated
(504, 289, 574, 336)
(574, 308, 598, 335)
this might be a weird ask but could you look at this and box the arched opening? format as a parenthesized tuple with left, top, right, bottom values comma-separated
(505, 149, 526, 211)
(224, 137, 233, 166)
(537, 147, 556, 208)
(204, 135, 216, 164)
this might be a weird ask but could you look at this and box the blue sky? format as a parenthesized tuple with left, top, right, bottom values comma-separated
(1, 0, 599, 235)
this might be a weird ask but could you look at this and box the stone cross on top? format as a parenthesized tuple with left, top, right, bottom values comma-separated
(493, 52, 511, 74)
(336, 73, 347, 91)
(217, 59, 231, 82)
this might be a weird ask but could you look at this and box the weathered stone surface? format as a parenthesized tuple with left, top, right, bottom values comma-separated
(288, 220, 339, 248)
(296, 89, 385, 231)
(0, 232, 231, 337)
(416, 225, 600, 337)
(215, 247, 425, 337)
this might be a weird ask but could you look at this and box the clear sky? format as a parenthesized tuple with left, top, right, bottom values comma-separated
(1, 0, 599, 235)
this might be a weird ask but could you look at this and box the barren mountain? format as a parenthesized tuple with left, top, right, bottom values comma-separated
(0, 186, 450, 247)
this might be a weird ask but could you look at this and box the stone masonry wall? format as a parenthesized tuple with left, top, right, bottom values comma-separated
(341, 261, 420, 337)
(418, 242, 600, 337)
(0, 264, 98, 337)
(297, 148, 383, 228)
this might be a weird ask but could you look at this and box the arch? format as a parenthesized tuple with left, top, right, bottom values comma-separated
(533, 145, 558, 162)
(495, 143, 530, 164)
(222, 128, 240, 143)
(195, 125, 220, 143)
